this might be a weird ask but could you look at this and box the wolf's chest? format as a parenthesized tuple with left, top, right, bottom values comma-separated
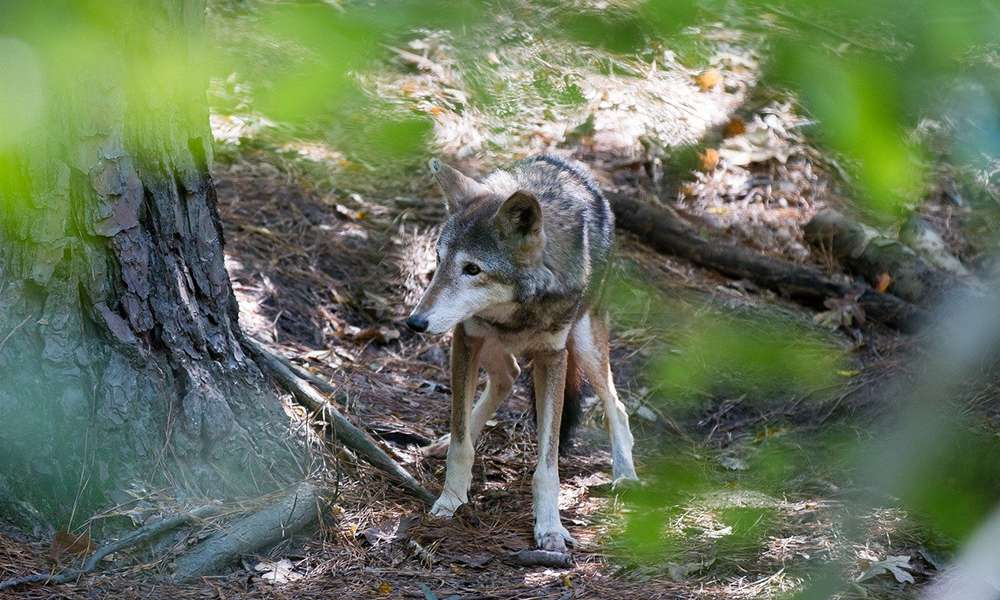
(463, 300, 578, 354)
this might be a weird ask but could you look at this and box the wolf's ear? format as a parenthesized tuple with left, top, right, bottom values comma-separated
(429, 158, 486, 212)
(495, 190, 545, 260)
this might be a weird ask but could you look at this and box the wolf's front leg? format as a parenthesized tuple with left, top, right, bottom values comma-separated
(531, 348, 575, 552)
(430, 324, 483, 518)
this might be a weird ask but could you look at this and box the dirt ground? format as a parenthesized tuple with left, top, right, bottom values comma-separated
(3, 5, 997, 600)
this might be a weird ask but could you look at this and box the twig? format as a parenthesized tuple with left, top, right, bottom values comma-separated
(0, 504, 219, 591)
(0, 314, 32, 353)
(386, 45, 446, 79)
(252, 339, 340, 396)
(244, 338, 435, 504)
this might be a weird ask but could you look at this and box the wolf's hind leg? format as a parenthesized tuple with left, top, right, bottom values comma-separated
(430, 325, 483, 518)
(424, 343, 518, 458)
(572, 311, 638, 485)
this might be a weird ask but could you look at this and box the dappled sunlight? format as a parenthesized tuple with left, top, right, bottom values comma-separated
(1, 0, 998, 598)
(226, 254, 279, 343)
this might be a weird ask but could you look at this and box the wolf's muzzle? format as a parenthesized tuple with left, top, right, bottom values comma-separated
(406, 314, 429, 333)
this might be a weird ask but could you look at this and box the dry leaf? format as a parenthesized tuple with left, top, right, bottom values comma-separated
(360, 515, 419, 546)
(875, 272, 892, 293)
(814, 290, 866, 330)
(334, 204, 365, 221)
(719, 129, 791, 165)
(695, 69, 722, 91)
(858, 555, 916, 584)
(724, 117, 747, 137)
(254, 558, 303, 584)
(50, 529, 95, 561)
(699, 148, 720, 171)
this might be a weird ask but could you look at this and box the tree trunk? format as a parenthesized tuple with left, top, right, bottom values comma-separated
(0, 0, 299, 529)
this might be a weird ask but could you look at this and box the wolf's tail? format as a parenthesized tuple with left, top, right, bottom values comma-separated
(560, 345, 583, 452)
(528, 343, 583, 455)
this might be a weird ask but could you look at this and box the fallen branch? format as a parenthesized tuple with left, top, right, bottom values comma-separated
(172, 483, 318, 581)
(0, 505, 219, 591)
(608, 193, 927, 332)
(257, 341, 340, 396)
(510, 549, 573, 568)
(805, 208, 970, 305)
(245, 338, 435, 504)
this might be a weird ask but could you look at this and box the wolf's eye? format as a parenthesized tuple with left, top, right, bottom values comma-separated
(462, 263, 481, 276)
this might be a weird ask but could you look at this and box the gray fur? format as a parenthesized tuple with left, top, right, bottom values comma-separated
(420, 154, 613, 341)
(411, 155, 636, 550)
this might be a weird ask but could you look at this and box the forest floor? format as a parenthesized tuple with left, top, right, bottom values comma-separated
(2, 4, 998, 600)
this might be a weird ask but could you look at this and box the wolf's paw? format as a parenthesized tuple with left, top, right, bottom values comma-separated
(422, 434, 450, 458)
(535, 525, 575, 553)
(429, 490, 466, 518)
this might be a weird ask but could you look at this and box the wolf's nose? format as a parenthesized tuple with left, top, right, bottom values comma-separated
(406, 314, 429, 333)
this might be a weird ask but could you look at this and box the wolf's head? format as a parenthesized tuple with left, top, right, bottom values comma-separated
(406, 159, 546, 334)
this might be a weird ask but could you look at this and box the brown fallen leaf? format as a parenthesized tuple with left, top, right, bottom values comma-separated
(352, 326, 400, 345)
(875, 272, 892, 293)
(724, 117, 747, 137)
(699, 148, 720, 171)
(695, 69, 722, 91)
(50, 529, 95, 562)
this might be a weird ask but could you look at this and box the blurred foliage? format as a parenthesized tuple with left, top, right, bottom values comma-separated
(897, 426, 1000, 542)
(607, 273, 844, 411)
(652, 314, 840, 407)
(618, 425, 858, 566)
(561, 0, 1000, 219)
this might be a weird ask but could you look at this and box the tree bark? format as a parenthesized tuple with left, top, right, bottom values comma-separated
(608, 193, 926, 332)
(0, 0, 300, 528)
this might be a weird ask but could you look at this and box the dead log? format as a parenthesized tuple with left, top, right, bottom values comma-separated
(899, 213, 972, 277)
(173, 483, 319, 581)
(244, 338, 435, 504)
(804, 209, 966, 305)
(608, 193, 926, 332)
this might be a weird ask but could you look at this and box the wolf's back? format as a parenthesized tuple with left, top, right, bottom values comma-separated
(517, 154, 614, 300)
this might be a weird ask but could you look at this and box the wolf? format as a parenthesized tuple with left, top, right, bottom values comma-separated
(406, 155, 639, 553)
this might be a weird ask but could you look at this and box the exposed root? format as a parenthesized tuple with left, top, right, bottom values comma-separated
(245, 337, 435, 504)
(0, 505, 220, 592)
(172, 483, 319, 582)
